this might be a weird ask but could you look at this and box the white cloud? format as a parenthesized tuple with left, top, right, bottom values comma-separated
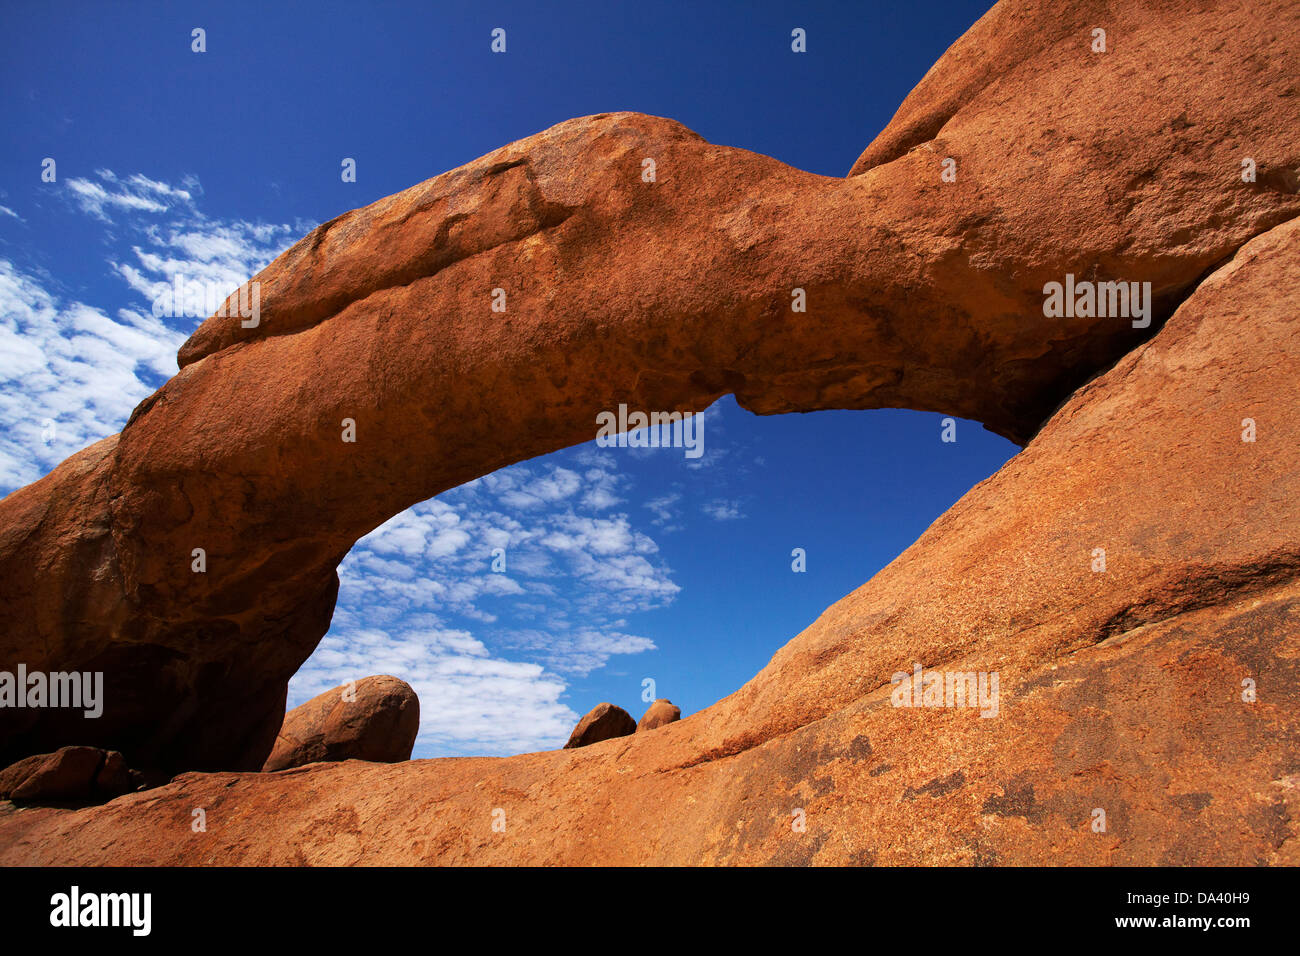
(703, 498, 744, 521)
(502, 628, 657, 677)
(577, 454, 623, 510)
(0, 169, 304, 494)
(0, 261, 182, 489)
(65, 168, 195, 222)
(495, 466, 583, 509)
(644, 491, 684, 531)
(67, 177, 168, 220)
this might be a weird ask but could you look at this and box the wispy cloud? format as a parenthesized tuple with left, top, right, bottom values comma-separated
(64, 168, 195, 222)
(0, 260, 181, 488)
(644, 490, 684, 531)
(703, 498, 744, 521)
(0, 169, 304, 493)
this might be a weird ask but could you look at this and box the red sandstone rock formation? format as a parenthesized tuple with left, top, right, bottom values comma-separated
(637, 700, 681, 732)
(564, 704, 637, 749)
(1, 0, 1295, 777)
(3, 213, 1295, 864)
(0, 0, 1298, 863)
(262, 676, 419, 772)
(0, 746, 134, 804)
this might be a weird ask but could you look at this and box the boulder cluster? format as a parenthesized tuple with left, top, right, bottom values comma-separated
(0, 675, 419, 804)
(564, 700, 682, 749)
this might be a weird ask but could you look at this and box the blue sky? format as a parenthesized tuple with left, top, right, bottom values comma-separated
(0, 0, 1014, 757)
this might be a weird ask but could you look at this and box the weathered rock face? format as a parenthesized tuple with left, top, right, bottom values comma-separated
(0, 746, 134, 804)
(0, 0, 1298, 867)
(637, 700, 681, 732)
(564, 704, 637, 749)
(0, 0, 1295, 776)
(3, 212, 1296, 863)
(262, 676, 419, 772)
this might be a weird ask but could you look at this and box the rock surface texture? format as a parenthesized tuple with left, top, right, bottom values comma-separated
(564, 704, 637, 749)
(262, 676, 419, 772)
(1, 0, 1299, 863)
(0, 746, 134, 804)
(637, 700, 681, 732)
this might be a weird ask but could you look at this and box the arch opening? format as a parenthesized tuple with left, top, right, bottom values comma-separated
(288, 396, 1018, 759)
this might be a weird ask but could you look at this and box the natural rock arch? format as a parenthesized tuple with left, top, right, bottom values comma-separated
(1, 0, 1297, 775)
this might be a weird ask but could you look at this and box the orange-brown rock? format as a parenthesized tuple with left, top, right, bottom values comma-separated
(3, 211, 1296, 865)
(637, 700, 681, 732)
(0, 746, 134, 804)
(94, 748, 133, 796)
(564, 704, 636, 749)
(0, 0, 1297, 863)
(262, 676, 419, 772)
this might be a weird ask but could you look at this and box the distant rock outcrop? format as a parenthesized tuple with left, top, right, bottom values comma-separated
(262, 676, 419, 772)
(564, 704, 637, 749)
(637, 700, 681, 732)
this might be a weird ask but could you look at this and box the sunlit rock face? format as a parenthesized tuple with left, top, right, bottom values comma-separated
(262, 676, 419, 772)
(0, 0, 1298, 865)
